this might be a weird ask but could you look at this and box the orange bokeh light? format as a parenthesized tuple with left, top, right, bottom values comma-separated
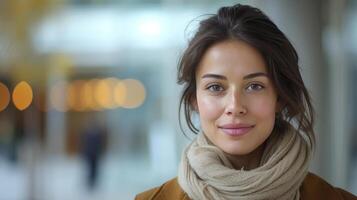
(67, 80, 86, 112)
(12, 81, 33, 111)
(113, 81, 127, 107)
(0, 82, 10, 112)
(93, 78, 117, 109)
(120, 79, 146, 109)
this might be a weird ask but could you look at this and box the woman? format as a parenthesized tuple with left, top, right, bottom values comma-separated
(136, 4, 357, 200)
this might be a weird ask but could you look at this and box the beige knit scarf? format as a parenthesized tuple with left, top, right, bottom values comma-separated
(178, 124, 312, 200)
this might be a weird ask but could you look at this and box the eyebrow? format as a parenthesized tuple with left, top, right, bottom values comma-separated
(201, 72, 268, 80)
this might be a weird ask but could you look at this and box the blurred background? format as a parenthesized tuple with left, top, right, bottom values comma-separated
(0, 0, 356, 199)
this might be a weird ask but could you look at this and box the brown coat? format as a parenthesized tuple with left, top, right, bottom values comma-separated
(136, 173, 357, 200)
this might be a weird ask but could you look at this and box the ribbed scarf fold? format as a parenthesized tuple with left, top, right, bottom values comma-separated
(178, 124, 312, 200)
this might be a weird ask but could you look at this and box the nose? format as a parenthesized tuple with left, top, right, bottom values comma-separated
(225, 90, 247, 116)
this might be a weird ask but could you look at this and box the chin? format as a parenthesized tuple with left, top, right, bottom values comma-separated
(219, 142, 256, 156)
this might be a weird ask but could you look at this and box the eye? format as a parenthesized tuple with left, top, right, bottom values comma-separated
(246, 83, 264, 92)
(206, 84, 224, 92)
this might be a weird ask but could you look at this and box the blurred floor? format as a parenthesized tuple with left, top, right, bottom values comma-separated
(0, 153, 175, 200)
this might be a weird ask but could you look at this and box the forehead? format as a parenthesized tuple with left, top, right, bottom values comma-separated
(196, 39, 267, 77)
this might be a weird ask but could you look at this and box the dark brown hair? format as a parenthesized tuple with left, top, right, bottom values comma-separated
(177, 4, 315, 148)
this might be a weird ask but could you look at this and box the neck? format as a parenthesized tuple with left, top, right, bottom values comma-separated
(225, 142, 266, 170)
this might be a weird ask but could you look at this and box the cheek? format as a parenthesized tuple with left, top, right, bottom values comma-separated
(248, 96, 277, 119)
(197, 94, 223, 121)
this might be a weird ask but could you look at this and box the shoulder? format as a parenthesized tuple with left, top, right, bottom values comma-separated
(135, 173, 357, 200)
(135, 178, 190, 200)
(300, 172, 357, 200)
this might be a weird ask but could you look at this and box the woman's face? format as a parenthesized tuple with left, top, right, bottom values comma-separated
(195, 39, 279, 155)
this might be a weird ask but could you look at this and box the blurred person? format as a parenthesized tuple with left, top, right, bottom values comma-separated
(136, 4, 357, 200)
(80, 115, 107, 190)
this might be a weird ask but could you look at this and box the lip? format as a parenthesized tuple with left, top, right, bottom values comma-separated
(218, 123, 255, 137)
